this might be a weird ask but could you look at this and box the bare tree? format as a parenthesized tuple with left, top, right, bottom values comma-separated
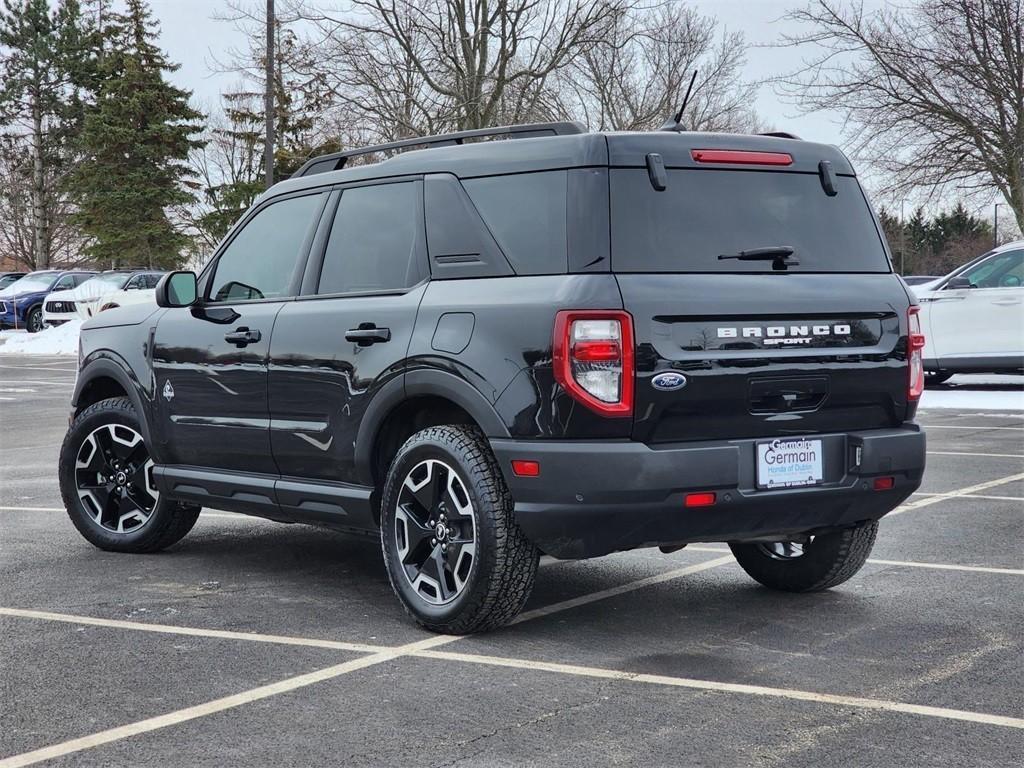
(0, 135, 84, 269)
(780, 0, 1024, 231)
(286, 0, 631, 140)
(560, 4, 760, 132)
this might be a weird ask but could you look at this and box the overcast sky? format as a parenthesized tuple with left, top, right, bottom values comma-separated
(147, 0, 881, 147)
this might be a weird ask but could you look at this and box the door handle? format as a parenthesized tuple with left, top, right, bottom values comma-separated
(224, 327, 262, 346)
(345, 324, 391, 345)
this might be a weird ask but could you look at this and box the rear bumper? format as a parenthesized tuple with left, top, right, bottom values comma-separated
(491, 426, 926, 559)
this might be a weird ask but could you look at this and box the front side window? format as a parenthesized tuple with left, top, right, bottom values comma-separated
(209, 193, 324, 303)
(318, 182, 425, 295)
(960, 250, 1023, 288)
(53, 275, 76, 291)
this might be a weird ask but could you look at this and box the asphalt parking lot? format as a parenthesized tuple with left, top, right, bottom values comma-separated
(1, 355, 1022, 767)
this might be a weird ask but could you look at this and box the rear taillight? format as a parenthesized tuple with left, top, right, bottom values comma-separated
(553, 310, 634, 417)
(907, 306, 926, 400)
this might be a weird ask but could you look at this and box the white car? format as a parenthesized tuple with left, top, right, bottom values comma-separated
(912, 240, 1024, 383)
(43, 270, 163, 327)
(78, 272, 163, 319)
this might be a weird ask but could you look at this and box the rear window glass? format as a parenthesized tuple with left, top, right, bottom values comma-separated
(463, 171, 567, 275)
(610, 169, 890, 273)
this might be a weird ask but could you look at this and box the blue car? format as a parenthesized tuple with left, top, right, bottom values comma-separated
(0, 269, 96, 333)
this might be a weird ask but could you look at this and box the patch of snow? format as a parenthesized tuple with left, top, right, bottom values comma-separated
(919, 374, 1024, 411)
(0, 320, 82, 356)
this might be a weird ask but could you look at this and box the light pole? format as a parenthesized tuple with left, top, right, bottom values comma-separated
(993, 203, 1003, 248)
(264, 0, 275, 190)
(899, 199, 907, 275)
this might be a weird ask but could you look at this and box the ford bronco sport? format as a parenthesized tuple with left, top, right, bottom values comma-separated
(59, 122, 927, 633)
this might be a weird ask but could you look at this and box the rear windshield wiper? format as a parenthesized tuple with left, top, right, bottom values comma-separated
(718, 246, 799, 270)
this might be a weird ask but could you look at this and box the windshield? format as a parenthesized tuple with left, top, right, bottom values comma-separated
(3, 273, 57, 293)
(610, 169, 891, 273)
(81, 273, 130, 290)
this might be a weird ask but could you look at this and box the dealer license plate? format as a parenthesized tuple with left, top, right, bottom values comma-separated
(756, 438, 823, 489)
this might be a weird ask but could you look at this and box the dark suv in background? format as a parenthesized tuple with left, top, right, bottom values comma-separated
(0, 269, 95, 332)
(59, 122, 926, 633)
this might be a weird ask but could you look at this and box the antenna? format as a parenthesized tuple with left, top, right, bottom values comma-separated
(659, 70, 698, 132)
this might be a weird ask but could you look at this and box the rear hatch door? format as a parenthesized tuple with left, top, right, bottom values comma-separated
(608, 135, 914, 444)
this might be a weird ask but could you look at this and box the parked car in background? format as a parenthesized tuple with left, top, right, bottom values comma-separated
(78, 270, 164, 319)
(902, 275, 941, 286)
(43, 269, 164, 327)
(0, 269, 95, 333)
(0, 272, 27, 291)
(913, 240, 1024, 383)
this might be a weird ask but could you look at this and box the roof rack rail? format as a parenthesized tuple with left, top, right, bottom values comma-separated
(291, 121, 587, 178)
(759, 131, 802, 140)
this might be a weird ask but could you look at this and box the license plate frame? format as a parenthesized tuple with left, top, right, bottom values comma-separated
(756, 438, 824, 490)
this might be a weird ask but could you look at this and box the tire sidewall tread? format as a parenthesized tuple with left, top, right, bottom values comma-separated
(380, 424, 538, 634)
(59, 397, 200, 553)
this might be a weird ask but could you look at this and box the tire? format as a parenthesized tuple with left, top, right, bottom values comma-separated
(26, 305, 43, 333)
(926, 370, 954, 386)
(380, 425, 539, 634)
(729, 520, 878, 592)
(59, 397, 200, 553)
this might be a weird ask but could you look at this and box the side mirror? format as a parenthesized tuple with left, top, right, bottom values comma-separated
(945, 276, 973, 290)
(156, 271, 198, 308)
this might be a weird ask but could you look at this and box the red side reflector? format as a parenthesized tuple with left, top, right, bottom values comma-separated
(691, 149, 793, 166)
(684, 492, 716, 508)
(873, 476, 895, 491)
(511, 460, 540, 477)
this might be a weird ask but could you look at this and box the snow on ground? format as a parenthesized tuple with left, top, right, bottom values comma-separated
(1, 322, 1021, 410)
(0, 321, 82, 356)
(919, 375, 1024, 411)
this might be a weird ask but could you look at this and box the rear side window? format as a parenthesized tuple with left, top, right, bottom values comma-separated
(463, 171, 567, 275)
(317, 182, 425, 295)
(209, 193, 323, 302)
(610, 169, 890, 273)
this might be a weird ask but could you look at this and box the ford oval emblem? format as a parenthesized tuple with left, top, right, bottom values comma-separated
(651, 372, 687, 391)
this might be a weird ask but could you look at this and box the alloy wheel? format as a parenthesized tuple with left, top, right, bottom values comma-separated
(757, 539, 811, 560)
(74, 423, 159, 533)
(394, 459, 477, 605)
(27, 309, 43, 333)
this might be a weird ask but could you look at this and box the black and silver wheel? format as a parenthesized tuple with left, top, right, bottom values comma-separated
(26, 306, 43, 333)
(73, 422, 159, 533)
(394, 458, 478, 605)
(59, 397, 200, 552)
(729, 520, 878, 592)
(381, 425, 539, 634)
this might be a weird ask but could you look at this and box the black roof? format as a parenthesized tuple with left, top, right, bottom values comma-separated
(266, 126, 856, 204)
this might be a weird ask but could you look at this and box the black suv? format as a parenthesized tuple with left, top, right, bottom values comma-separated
(59, 122, 926, 633)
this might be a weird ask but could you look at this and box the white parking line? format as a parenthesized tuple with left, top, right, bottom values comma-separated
(0, 506, 65, 513)
(0, 364, 77, 373)
(511, 556, 734, 624)
(929, 451, 1024, 459)
(684, 546, 1024, 576)
(0, 607, 385, 654)
(888, 472, 1024, 516)
(922, 425, 1024, 431)
(0, 634, 458, 768)
(410, 649, 1024, 730)
(0, 555, 734, 766)
(913, 492, 1024, 503)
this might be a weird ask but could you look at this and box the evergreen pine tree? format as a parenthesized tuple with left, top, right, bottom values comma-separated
(68, 0, 203, 268)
